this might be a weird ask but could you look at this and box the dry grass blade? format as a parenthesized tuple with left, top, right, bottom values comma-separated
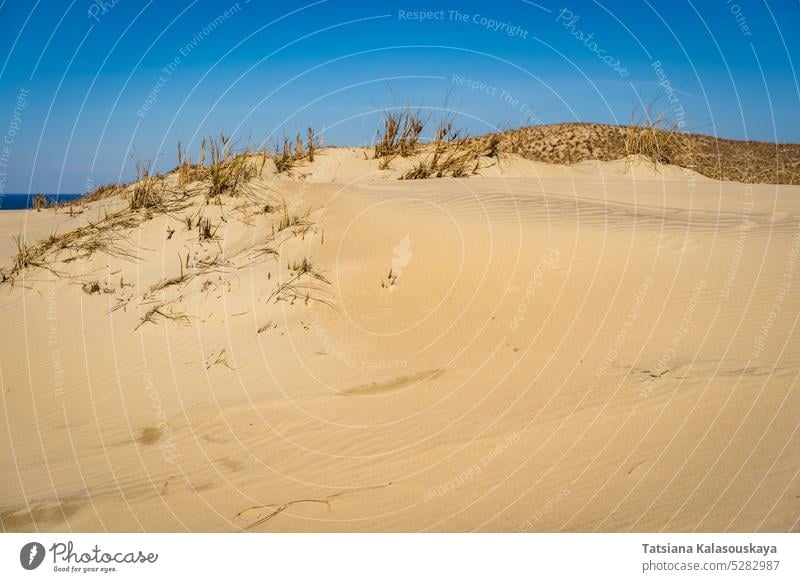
(135, 303, 191, 330)
(257, 320, 278, 334)
(150, 256, 195, 293)
(205, 348, 237, 370)
(249, 244, 278, 263)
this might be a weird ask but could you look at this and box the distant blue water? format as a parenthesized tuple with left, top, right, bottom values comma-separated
(0, 193, 83, 210)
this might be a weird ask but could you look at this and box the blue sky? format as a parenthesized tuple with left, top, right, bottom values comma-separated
(0, 0, 798, 193)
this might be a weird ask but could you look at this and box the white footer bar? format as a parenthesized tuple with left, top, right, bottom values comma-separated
(1, 533, 797, 581)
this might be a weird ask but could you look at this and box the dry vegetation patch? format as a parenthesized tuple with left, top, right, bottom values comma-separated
(270, 128, 318, 174)
(374, 109, 424, 168)
(373, 111, 493, 178)
(1, 132, 330, 332)
(476, 122, 800, 184)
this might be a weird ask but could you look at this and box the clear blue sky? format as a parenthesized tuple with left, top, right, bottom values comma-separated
(0, 0, 798, 193)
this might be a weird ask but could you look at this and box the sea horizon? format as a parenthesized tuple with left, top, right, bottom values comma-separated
(0, 193, 83, 210)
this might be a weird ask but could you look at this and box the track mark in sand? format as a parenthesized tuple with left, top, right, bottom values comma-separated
(342, 369, 444, 396)
(721, 366, 769, 377)
(627, 459, 648, 475)
(641, 369, 669, 379)
(137, 426, 163, 445)
(0, 498, 86, 531)
(234, 482, 392, 530)
(200, 433, 228, 444)
(215, 457, 245, 472)
(191, 481, 218, 493)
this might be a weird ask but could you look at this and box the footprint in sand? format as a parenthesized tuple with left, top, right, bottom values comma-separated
(0, 498, 86, 531)
(136, 426, 163, 445)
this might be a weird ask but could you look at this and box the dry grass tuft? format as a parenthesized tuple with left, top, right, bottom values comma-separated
(374, 109, 424, 168)
(82, 182, 122, 203)
(3, 207, 142, 285)
(268, 257, 332, 306)
(129, 157, 163, 210)
(485, 134, 501, 158)
(381, 267, 399, 288)
(205, 348, 237, 370)
(272, 138, 296, 173)
(12, 236, 42, 275)
(176, 141, 204, 186)
(276, 203, 309, 233)
(402, 118, 483, 180)
(307, 127, 316, 162)
(31, 193, 48, 211)
(624, 104, 691, 169)
(205, 134, 255, 197)
(270, 128, 317, 174)
(198, 216, 219, 241)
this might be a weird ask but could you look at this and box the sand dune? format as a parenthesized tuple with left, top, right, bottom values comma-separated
(1, 148, 798, 532)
